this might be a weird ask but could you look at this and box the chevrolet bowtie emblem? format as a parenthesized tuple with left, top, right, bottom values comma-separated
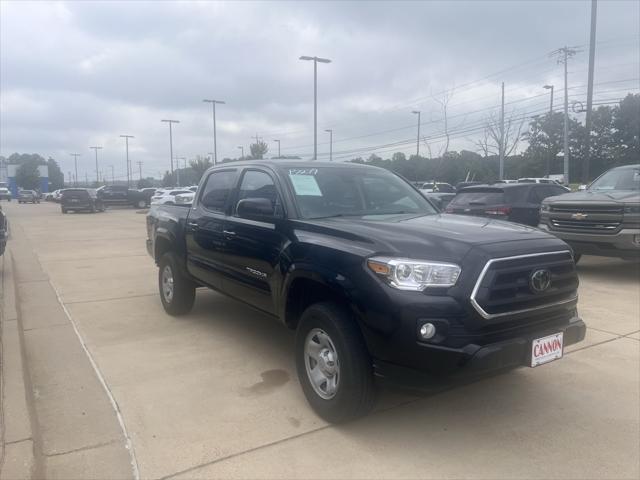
(571, 213, 588, 220)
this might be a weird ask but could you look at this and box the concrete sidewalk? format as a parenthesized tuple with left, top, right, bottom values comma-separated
(1, 221, 135, 480)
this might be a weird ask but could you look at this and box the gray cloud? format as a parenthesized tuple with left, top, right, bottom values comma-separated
(1, 0, 638, 181)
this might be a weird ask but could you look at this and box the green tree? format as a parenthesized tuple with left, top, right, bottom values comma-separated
(47, 158, 65, 189)
(249, 140, 269, 159)
(189, 156, 212, 181)
(612, 93, 640, 165)
(16, 161, 41, 190)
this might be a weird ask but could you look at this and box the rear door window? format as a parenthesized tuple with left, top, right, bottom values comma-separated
(199, 170, 238, 213)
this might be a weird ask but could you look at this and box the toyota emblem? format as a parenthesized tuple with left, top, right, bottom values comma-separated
(530, 269, 552, 294)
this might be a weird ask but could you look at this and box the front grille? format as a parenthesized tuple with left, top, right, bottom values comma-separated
(550, 219, 621, 232)
(550, 205, 623, 214)
(471, 251, 578, 319)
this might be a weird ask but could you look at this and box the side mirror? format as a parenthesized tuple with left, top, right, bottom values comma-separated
(578, 184, 587, 191)
(236, 198, 276, 219)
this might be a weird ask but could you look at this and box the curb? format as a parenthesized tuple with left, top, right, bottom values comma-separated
(1, 251, 39, 480)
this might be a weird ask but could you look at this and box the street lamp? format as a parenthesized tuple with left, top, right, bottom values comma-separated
(324, 129, 333, 161)
(273, 139, 281, 158)
(202, 99, 225, 165)
(543, 85, 554, 113)
(237, 146, 244, 159)
(411, 111, 421, 157)
(89, 146, 102, 183)
(299, 55, 332, 160)
(119, 135, 134, 187)
(69, 153, 81, 186)
(161, 119, 179, 184)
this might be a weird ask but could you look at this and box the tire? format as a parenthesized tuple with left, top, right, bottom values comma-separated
(573, 253, 582, 264)
(136, 199, 146, 208)
(158, 252, 196, 316)
(295, 302, 375, 423)
(61, 208, 67, 214)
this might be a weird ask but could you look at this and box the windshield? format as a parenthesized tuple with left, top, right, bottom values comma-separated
(283, 166, 437, 219)
(589, 167, 640, 191)
(449, 190, 505, 206)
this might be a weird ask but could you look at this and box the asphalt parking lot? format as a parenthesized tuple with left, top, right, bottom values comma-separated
(1, 201, 639, 480)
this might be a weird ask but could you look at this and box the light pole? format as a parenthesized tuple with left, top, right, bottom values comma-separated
(69, 153, 81, 186)
(299, 55, 332, 160)
(109, 165, 115, 184)
(324, 129, 333, 161)
(238, 146, 244, 159)
(203, 99, 225, 165)
(120, 135, 134, 187)
(273, 139, 281, 158)
(543, 85, 554, 176)
(89, 146, 102, 184)
(412, 111, 421, 157)
(161, 119, 179, 185)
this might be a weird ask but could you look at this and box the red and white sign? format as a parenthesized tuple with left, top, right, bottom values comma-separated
(531, 332, 564, 367)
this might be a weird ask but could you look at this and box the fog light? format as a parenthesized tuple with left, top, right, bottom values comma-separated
(419, 323, 436, 340)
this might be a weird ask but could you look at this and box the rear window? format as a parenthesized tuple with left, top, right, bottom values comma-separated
(62, 189, 90, 199)
(449, 190, 505, 206)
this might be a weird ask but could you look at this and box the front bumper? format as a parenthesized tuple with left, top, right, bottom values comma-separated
(373, 315, 586, 388)
(538, 224, 640, 258)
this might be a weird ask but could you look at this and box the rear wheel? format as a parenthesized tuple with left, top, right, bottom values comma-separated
(158, 252, 196, 316)
(295, 302, 375, 423)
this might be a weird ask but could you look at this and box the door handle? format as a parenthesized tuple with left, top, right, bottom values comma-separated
(223, 230, 236, 238)
(187, 221, 199, 231)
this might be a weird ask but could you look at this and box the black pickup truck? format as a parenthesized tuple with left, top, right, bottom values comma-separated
(146, 161, 585, 422)
(97, 185, 148, 208)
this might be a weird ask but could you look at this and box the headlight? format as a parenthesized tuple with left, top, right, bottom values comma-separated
(367, 257, 461, 290)
(623, 205, 640, 214)
(540, 204, 550, 213)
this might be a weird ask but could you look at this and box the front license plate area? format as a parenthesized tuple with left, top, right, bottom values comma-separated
(531, 332, 563, 367)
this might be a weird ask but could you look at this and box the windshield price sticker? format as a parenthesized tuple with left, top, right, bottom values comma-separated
(289, 173, 322, 196)
(289, 168, 318, 176)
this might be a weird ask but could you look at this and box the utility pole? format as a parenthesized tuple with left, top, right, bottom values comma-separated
(68, 171, 72, 185)
(137, 161, 143, 181)
(551, 46, 580, 184)
(324, 129, 333, 161)
(119, 135, 134, 187)
(85, 172, 88, 185)
(273, 139, 281, 158)
(237, 146, 244, 159)
(299, 55, 332, 160)
(543, 85, 554, 176)
(584, 0, 598, 183)
(499, 82, 505, 180)
(110, 165, 115, 184)
(411, 110, 421, 157)
(202, 99, 225, 165)
(69, 153, 81, 186)
(89, 146, 102, 184)
(161, 120, 179, 185)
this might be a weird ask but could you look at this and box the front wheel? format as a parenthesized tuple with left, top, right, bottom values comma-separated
(295, 302, 375, 423)
(158, 252, 195, 316)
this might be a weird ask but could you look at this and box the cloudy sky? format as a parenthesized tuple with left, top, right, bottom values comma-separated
(1, 0, 638, 181)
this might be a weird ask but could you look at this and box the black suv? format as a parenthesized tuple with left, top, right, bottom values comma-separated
(147, 162, 585, 422)
(446, 183, 569, 226)
(97, 185, 148, 208)
(61, 188, 105, 213)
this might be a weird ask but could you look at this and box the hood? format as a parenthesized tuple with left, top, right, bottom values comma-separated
(297, 213, 557, 262)
(544, 189, 640, 204)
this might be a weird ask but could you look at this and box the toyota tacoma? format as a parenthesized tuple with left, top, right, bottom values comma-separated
(146, 161, 585, 422)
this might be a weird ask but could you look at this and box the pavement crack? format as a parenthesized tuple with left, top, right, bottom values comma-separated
(64, 293, 158, 305)
(45, 440, 117, 458)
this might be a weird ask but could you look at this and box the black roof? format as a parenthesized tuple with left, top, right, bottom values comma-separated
(215, 160, 372, 170)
